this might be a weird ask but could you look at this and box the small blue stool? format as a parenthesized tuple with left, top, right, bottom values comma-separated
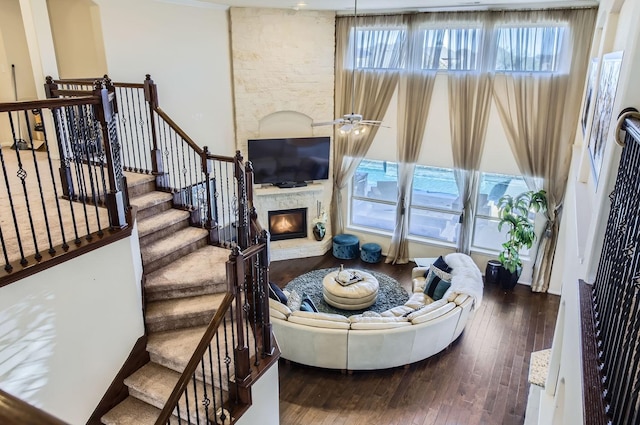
(333, 234, 360, 259)
(360, 242, 382, 263)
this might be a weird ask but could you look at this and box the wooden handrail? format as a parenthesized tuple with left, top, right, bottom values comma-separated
(154, 292, 235, 425)
(0, 96, 99, 112)
(153, 107, 204, 156)
(52, 78, 145, 89)
(0, 389, 69, 425)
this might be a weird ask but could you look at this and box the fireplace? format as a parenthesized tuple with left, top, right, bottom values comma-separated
(268, 208, 307, 241)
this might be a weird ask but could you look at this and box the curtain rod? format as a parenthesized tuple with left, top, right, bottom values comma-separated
(335, 5, 597, 19)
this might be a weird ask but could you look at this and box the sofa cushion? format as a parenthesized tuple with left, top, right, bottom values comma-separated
(350, 315, 411, 329)
(268, 281, 287, 304)
(405, 292, 432, 310)
(410, 302, 457, 324)
(406, 299, 449, 320)
(453, 293, 470, 305)
(381, 305, 414, 317)
(288, 310, 350, 329)
(424, 268, 451, 301)
(269, 298, 292, 318)
(269, 308, 288, 320)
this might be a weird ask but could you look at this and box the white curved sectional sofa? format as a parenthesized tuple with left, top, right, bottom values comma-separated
(269, 253, 484, 371)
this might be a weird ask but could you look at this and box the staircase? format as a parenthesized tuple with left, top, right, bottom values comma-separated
(101, 175, 233, 425)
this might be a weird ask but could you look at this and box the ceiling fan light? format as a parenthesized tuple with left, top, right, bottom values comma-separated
(340, 123, 353, 134)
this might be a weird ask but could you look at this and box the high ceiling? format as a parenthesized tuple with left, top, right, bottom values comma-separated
(203, 0, 599, 14)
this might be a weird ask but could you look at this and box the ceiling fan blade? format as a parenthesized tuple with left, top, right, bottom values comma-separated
(360, 120, 383, 124)
(311, 119, 344, 127)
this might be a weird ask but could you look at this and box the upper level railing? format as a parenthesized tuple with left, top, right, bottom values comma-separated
(587, 113, 640, 424)
(0, 83, 129, 286)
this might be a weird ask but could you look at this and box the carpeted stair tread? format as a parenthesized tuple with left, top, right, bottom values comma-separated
(126, 173, 156, 198)
(146, 293, 226, 329)
(124, 362, 221, 424)
(141, 227, 209, 265)
(138, 209, 190, 238)
(145, 245, 229, 294)
(129, 191, 173, 210)
(147, 325, 235, 390)
(100, 396, 188, 425)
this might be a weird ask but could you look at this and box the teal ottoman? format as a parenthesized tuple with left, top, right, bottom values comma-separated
(333, 234, 360, 259)
(360, 242, 382, 263)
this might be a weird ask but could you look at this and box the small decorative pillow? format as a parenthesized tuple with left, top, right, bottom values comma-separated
(423, 255, 452, 278)
(268, 282, 288, 304)
(423, 268, 451, 301)
(287, 290, 302, 311)
(300, 294, 318, 312)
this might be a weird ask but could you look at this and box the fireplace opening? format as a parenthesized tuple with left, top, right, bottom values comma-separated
(268, 208, 307, 241)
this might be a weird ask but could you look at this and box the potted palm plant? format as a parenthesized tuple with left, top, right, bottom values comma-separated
(496, 189, 548, 289)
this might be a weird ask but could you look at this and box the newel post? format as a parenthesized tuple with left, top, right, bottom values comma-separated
(144, 74, 164, 181)
(202, 146, 220, 245)
(94, 80, 127, 229)
(44, 76, 75, 200)
(259, 229, 274, 357)
(235, 150, 249, 250)
(228, 247, 251, 404)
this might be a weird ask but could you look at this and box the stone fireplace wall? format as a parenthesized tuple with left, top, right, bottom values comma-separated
(229, 7, 335, 260)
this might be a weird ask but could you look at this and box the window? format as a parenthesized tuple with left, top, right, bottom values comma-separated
(353, 29, 406, 69)
(409, 165, 461, 243)
(494, 26, 566, 72)
(419, 28, 480, 71)
(471, 172, 529, 252)
(350, 161, 461, 243)
(351, 160, 397, 232)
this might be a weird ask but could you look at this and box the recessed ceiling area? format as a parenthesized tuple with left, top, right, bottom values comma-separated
(203, 0, 599, 13)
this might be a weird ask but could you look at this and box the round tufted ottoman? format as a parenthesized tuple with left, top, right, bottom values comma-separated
(332, 233, 360, 259)
(322, 270, 379, 310)
(360, 242, 382, 263)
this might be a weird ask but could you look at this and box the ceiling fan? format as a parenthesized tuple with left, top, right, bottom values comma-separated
(311, 0, 384, 136)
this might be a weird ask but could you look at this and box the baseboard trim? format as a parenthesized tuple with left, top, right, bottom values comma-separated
(85, 334, 149, 425)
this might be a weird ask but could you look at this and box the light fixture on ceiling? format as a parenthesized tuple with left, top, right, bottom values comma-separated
(311, 0, 385, 136)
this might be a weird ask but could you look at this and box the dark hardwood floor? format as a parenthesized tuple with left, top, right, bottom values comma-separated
(269, 252, 560, 425)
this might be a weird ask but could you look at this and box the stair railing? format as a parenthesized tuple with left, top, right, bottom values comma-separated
(49, 75, 278, 422)
(0, 84, 129, 286)
(0, 389, 69, 425)
(50, 75, 242, 248)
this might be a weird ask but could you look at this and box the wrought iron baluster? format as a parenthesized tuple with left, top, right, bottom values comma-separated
(200, 353, 212, 424)
(0, 224, 10, 272)
(183, 388, 192, 425)
(131, 87, 144, 173)
(135, 87, 151, 173)
(40, 108, 70, 252)
(191, 374, 201, 425)
(0, 134, 25, 267)
(60, 105, 81, 244)
(8, 111, 41, 262)
(206, 343, 219, 424)
(22, 109, 56, 256)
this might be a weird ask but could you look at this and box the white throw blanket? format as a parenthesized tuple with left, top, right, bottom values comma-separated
(444, 253, 484, 310)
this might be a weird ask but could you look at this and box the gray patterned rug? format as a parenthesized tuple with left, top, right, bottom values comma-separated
(284, 268, 410, 316)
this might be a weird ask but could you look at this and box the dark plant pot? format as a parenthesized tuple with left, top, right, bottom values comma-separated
(312, 224, 326, 241)
(485, 260, 502, 284)
(498, 265, 522, 290)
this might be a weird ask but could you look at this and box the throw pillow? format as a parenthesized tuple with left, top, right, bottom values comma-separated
(423, 270, 452, 301)
(300, 294, 318, 312)
(268, 282, 287, 304)
(423, 255, 452, 278)
(287, 290, 302, 311)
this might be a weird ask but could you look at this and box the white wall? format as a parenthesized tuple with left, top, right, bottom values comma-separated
(95, 0, 235, 156)
(47, 0, 108, 78)
(235, 362, 279, 425)
(537, 0, 640, 422)
(0, 231, 144, 424)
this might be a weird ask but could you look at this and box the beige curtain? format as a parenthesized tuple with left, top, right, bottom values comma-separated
(331, 16, 402, 234)
(386, 15, 440, 264)
(448, 19, 495, 254)
(492, 8, 597, 292)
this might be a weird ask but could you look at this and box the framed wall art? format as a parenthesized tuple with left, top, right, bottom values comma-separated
(581, 58, 599, 136)
(588, 51, 623, 183)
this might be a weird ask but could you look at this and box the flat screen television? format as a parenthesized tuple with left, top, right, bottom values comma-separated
(248, 137, 330, 188)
